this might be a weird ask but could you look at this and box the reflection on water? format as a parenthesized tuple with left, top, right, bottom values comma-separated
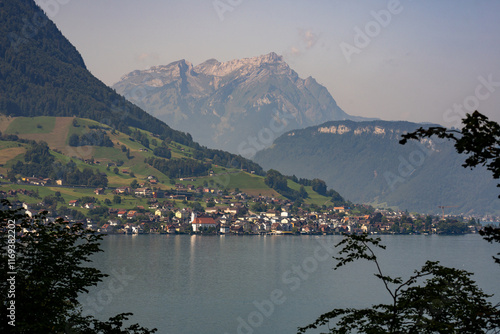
(82, 234, 500, 334)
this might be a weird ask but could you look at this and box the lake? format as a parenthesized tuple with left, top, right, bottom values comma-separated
(80, 234, 500, 334)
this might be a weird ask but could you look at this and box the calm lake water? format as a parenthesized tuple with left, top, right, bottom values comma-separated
(80, 234, 500, 334)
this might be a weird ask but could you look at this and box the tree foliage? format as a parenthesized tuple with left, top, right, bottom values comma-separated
(298, 234, 500, 334)
(481, 225, 500, 265)
(265, 169, 303, 200)
(287, 110, 500, 333)
(9, 141, 108, 187)
(400, 110, 500, 197)
(311, 178, 327, 196)
(145, 156, 210, 178)
(68, 130, 113, 147)
(401, 110, 500, 263)
(0, 199, 156, 333)
(152, 146, 171, 159)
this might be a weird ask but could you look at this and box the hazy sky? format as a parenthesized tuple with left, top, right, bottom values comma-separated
(35, 0, 500, 126)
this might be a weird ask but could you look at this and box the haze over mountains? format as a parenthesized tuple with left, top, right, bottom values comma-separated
(253, 120, 499, 215)
(113, 52, 368, 154)
(113, 52, 499, 214)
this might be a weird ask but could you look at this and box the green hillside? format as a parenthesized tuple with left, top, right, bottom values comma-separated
(0, 116, 334, 208)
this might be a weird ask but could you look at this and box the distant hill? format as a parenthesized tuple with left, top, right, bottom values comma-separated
(113, 53, 370, 155)
(0, 0, 263, 175)
(253, 120, 499, 215)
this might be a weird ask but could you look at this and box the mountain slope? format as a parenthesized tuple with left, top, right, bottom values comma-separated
(113, 53, 367, 155)
(0, 0, 263, 175)
(0, 0, 191, 145)
(0, 115, 338, 205)
(253, 120, 499, 215)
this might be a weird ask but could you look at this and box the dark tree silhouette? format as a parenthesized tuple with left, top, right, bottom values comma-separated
(300, 111, 500, 333)
(0, 200, 156, 333)
(298, 234, 500, 333)
(400, 110, 500, 263)
(400, 111, 500, 197)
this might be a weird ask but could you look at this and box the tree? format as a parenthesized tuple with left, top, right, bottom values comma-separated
(152, 146, 171, 159)
(251, 202, 267, 213)
(311, 178, 327, 196)
(298, 111, 500, 333)
(482, 226, 500, 265)
(113, 195, 122, 204)
(370, 212, 383, 224)
(298, 234, 500, 333)
(0, 199, 156, 333)
(69, 133, 80, 146)
(298, 186, 308, 199)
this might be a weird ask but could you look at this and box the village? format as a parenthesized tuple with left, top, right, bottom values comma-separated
(3, 177, 488, 236)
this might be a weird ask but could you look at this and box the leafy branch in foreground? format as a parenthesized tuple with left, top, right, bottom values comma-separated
(399, 110, 500, 197)
(0, 199, 156, 333)
(298, 233, 500, 334)
(400, 110, 500, 265)
(480, 225, 500, 265)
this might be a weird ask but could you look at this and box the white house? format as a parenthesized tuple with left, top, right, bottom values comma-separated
(191, 215, 218, 232)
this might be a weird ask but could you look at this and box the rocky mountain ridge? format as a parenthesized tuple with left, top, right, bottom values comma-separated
(113, 52, 365, 154)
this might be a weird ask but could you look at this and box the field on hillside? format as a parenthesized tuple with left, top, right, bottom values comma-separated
(4, 116, 56, 134)
(178, 171, 281, 197)
(0, 183, 183, 212)
(0, 141, 26, 165)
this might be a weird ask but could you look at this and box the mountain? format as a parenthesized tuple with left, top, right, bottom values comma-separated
(113, 53, 367, 155)
(0, 0, 263, 175)
(0, 0, 199, 146)
(253, 120, 499, 215)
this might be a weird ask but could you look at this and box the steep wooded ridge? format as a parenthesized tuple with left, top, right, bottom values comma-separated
(253, 120, 499, 215)
(0, 0, 263, 174)
(113, 53, 368, 154)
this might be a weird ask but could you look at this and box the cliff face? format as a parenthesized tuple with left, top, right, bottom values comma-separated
(113, 52, 357, 154)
